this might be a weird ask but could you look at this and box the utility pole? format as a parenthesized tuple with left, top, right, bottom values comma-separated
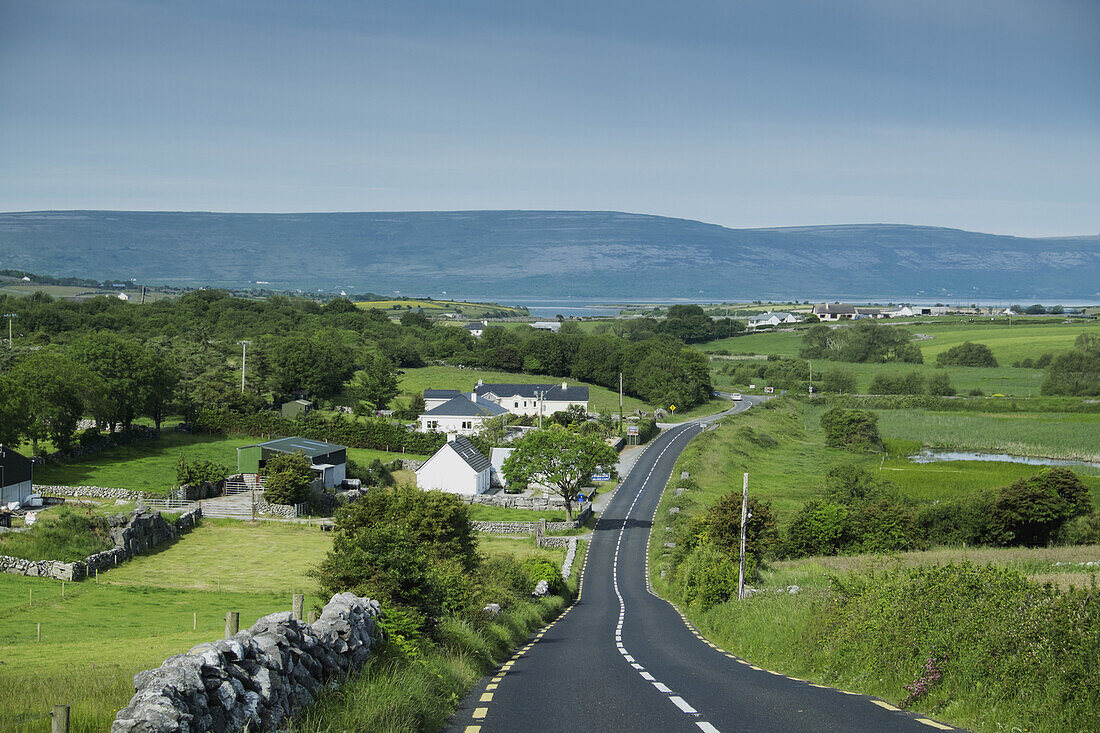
(619, 372, 624, 432)
(537, 389, 546, 429)
(238, 341, 251, 393)
(737, 473, 749, 600)
(808, 359, 813, 396)
(3, 313, 15, 349)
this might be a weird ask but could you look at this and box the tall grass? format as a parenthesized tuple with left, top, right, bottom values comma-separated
(0, 509, 113, 561)
(686, 563, 1100, 733)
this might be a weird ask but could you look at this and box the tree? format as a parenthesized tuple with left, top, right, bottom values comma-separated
(936, 342, 998, 367)
(267, 335, 354, 400)
(263, 452, 315, 505)
(69, 331, 152, 430)
(659, 304, 715, 343)
(502, 427, 618, 520)
(9, 351, 94, 452)
(0, 373, 31, 447)
(399, 310, 432, 329)
(820, 408, 882, 451)
(351, 353, 400, 412)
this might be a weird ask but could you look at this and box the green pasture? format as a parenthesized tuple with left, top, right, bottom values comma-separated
(466, 504, 568, 522)
(913, 319, 1100, 363)
(32, 431, 416, 493)
(396, 365, 649, 416)
(661, 401, 1100, 528)
(869, 408, 1100, 462)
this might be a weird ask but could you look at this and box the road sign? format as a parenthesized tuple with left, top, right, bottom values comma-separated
(591, 472, 611, 482)
(669, 404, 676, 412)
(764, 386, 774, 394)
(627, 425, 639, 436)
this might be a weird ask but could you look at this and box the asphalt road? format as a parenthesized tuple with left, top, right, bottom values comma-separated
(446, 397, 956, 733)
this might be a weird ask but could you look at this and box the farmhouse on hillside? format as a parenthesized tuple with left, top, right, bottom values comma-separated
(812, 303, 859, 321)
(0, 445, 33, 506)
(465, 321, 488, 338)
(236, 437, 347, 489)
(417, 392, 510, 436)
(416, 436, 491, 495)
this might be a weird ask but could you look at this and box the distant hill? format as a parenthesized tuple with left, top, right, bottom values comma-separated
(1, 210, 1097, 299)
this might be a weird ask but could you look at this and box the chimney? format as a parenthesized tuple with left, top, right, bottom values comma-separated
(561, 381, 567, 390)
(477, 379, 483, 387)
(447, 433, 457, 442)
(469, 392, 477, 402)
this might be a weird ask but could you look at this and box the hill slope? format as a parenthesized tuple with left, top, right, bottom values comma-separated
(1, 211, 1097, 299)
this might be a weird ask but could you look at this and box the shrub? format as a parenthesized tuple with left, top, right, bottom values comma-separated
(989, 467, 1092, 546)
(703, 493, 778, 567)
(820, 408, 882, 451)
(784, 500, 852, 557)
(1042, 349, 1100, 396)
(869, 371, 925, 395)
(262, 452, 314, 505)
(935, 342, 998, 367)
(0, 509, 113, 562)
(917, 492, 997, 546)
(926, 372, 956, 396)
(175, 454, 229, 487)
(677, 544, 741, 610)
(520, 557, 565, 596)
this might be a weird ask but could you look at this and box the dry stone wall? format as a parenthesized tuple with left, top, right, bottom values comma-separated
(111, 593, 381, 733)
(0, 506, 201, 581)
(470, 504, 593, 535)
(36, 485, 185, 502)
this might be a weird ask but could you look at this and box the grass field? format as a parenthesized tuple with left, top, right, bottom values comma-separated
(869, 407, 1100, 462)
(396, 365, 650, 416)
(702, 319, 1100, 397)
(32, 431, 417, 493)
(466, 504, 568, 522)
(653, 400, 1100, 528)
(0, 520, 331, 732)
(0, 514, 561, 731)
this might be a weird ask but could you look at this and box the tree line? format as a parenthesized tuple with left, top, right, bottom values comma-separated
(0, 291, 720, 452)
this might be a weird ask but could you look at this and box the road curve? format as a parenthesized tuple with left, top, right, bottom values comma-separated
(445, 397, 956, 733)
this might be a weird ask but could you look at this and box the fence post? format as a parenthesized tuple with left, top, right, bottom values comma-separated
(225, 611, 239, 639)
(37, 622, 41, 643)
(51, 704, 70, 733)
(292, 594, 304, 621)
(307, 611, 317, 624)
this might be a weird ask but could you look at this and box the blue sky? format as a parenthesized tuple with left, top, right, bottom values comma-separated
(1, 0, 1096, 236)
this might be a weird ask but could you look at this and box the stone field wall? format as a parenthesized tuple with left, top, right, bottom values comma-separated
(36, 485, 185, 502)
(0, 506, 201, 581)
(470, 504, 593, 535)
(111, 593, 380, 733)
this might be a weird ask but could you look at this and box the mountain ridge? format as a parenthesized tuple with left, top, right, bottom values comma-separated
(1, 210, 1097, 299)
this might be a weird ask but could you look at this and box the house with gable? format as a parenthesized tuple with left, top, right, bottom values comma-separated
(473, 380, 589, 417)
(417, 392, 509, 436)
(465, 321, 488, 338)
(415, 436, 492, 495)
(747, 312, 801, 329)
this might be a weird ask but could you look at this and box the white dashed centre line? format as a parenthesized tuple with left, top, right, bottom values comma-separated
(607, 425, 720, 731)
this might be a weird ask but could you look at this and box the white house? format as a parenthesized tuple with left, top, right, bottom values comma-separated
(465, 321, 488, 338)
(530, 321, 561, 332)
(116, 292, 130, 301)
(416, 436, 492, 495)
(418, 392, 510, 436)
(473, 381, 589, 417)
(0, 445, 34, 507)
(423, 389, 462, 411)
(891, 306, 916, 318)
(747, 312, 800, 329)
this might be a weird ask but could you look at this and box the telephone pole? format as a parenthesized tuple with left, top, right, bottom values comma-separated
(238, 341, 251, 392)
(3, 313, 15, 349)
(619, 372, 624, 432)
(537, 389, 546, 429)
(737, 472, 749, 600)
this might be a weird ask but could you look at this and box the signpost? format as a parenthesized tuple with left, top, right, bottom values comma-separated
(764, 386, 774, 394)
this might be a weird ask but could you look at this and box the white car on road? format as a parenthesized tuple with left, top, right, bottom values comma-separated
(730, 393, 742, 401)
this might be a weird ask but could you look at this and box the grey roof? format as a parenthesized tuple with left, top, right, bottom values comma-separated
(249, 437, 345, 458)
(814, 303, 857, 315)
(449, 437, 491, 473)
(424, 389, 461, 399)
(475, 383, 589, 402)
(465, 322, 485, 329)
(423, 394, 510, 417)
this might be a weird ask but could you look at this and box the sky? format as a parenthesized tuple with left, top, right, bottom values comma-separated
(0, 0, 1097, 236)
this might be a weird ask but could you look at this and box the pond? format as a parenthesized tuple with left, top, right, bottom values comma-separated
(908, 450, 1100, 470)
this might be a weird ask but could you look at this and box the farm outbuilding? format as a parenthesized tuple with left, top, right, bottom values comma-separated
(0, 444, 33, 506)
(237, 437, 347, 489)
(415, 436, 491, 495)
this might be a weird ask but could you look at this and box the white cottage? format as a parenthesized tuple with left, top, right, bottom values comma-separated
(416, 436, 492, 495)
(418, 392, 510, 436)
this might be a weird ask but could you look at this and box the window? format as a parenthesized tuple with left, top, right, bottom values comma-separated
(515, 402, 519, 408)
(462, 421, 472, 429)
